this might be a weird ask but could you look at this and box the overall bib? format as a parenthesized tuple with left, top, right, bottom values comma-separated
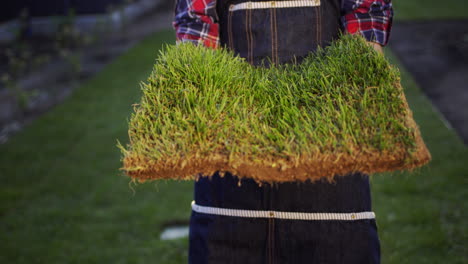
(189, 1, 381, 263)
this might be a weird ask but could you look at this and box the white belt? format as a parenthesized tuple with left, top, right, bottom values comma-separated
(191, 201, 375, 221)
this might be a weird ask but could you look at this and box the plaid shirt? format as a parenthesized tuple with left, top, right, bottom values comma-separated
(173, 0, 393, 48)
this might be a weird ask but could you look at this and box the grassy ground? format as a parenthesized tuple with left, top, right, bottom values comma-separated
(372, 51, 467, 263)
(393, 0, 468, 20)
(0, 26, 467, 264)
(0, 31, 192, 264)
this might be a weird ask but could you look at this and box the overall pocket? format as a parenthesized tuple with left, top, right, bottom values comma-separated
(226, 0, 323, 66)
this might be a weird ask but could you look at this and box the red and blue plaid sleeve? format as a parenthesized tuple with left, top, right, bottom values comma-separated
(341, 0, 393, 46)
(173, 0, 219, 48)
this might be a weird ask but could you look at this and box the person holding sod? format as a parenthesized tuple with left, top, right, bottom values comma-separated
(173, 0, 393, 263)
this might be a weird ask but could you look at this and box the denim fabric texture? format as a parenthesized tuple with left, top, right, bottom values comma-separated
(189, 173, 381, 264)
(217, 0, 342, 65)
(189, 0, 381, 263)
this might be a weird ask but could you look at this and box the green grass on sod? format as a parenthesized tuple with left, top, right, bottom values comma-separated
(0, 30, 466, 263)
(121, 35, 429, 183)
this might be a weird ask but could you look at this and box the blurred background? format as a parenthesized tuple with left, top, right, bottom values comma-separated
(0, 1, 467, 263)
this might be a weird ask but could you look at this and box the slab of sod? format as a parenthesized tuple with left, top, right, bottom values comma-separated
(120, 35, 430, 183)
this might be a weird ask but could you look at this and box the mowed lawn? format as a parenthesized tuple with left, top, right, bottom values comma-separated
(393, 0, 468, 20)
(372, 52, 467, 263)
(1, 4, 468, 263)
(0, 31, 192, 264)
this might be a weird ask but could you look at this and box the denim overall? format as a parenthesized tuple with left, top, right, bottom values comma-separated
(189, 1, 381, 263)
